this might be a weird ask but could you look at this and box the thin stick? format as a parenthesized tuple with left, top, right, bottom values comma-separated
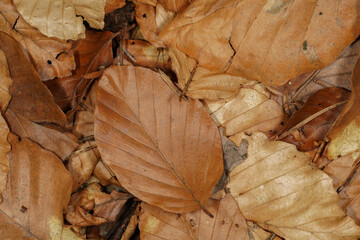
(179, 65, 197, 102)
(201, 206, 214, 218)
(276, 101, 347, 140)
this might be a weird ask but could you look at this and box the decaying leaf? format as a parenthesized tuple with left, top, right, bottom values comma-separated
(326, 58, 360, 159)
(0, 0, 75, 80)
(0, 32, 78, 160)
(205, 87, 284, 137)
(279, 87, 350, 151)
(0, 134, 73, 239)
(160, 0, 360, 86)
(67, 141, 100, 191)
(139, 194, 249, 240)
(227, 132, 360, 239)
(45, 30, 114, 112)
(13, 0, 106, 40)
(65, 183, 131, 226)
(95, 65, 223, 213)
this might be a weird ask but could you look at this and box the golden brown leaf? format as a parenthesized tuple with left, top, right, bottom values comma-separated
(105, 0, 126, 13)
(93, 160, 121, 187)
(94, 65, 223, 213)
(247, 222, 281, 240)
(0, 134, 73, 239)
(160, 0, 360, 86)
(0, 49, 12, 112)
(67, 141, 100, 191)
(65, 183, 130, 226)
(326, 57, 360, 159)
(228, 132, 360, 239)
(0, 211, 37, 239)
(158, 0, 191, 13)
(0, 0, 75, 80)
(0, 114, 10, 203)
(139, 194, 249, 240)
(205, 87, 283, 137)
(13, 0, 106, 40)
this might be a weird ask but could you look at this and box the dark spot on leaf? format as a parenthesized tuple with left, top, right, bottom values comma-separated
(235, 223, 239, 228)
(142, 14, 147, 18)
(47, 60, 52, 65)
(18, 136, 21, 142)
(318, 103, 322, 106)
(222, 220, 225, 225)
(131, 41, 135, 45)
(302, 40, 308, 51)
(20, 206, 27, 213)
(319, 12, 323, 15)
(89, 210, 94, 214)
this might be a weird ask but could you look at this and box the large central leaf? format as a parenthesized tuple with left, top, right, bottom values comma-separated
(94, 65, 223, 213)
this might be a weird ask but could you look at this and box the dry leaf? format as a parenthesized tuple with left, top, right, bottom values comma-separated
(105, 0, 126, 13)
(45, 30, 114, 113)
(326, 57, 360, 159)
(0, 113, 10, 203)
(67, 141, 101, 191)
(323, 150, 360, 190)
(205, 87, 284, 137)
(279, 87, 350, 151)
(227, 132, 360, 239)
(0, 0, 75, 80)
(160, 0, 360, 86)
(93, 160, 120, 187)
(248, 222, 281, 240)
(139, 194, 249, 240)
(0, 134, 73, 239)
(14, 0, 106, 40)
(0, 32, 78, 160)
(0, 49, 12, 112)
(65, 183, 130, 226)
(339, 167, 360, 225)
(0, 211, 37, 239)
(158, 0, 191, 13)
(94, 65, 223, 213)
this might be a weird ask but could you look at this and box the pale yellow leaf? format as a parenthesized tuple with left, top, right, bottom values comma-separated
(14, 0, 106, 40)
(228, 132, 360, 239)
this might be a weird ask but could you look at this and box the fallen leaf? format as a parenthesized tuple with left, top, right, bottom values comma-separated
(326, 57, 360, 159)
(0, 113, 10, 203)
(227, 132, 360, 239)
(45, 30, 114, 113)
(94, 65, 223, 213)
(278, 87, 350, 151)
(105, 0, 126, 13)
(123, 40, 171, 72)
(0, 134, 73, 239)
(247, 222, 281, 240)
(0, 211, 37, 239)
(14, 0, 106, 40)
(67, 141, 100, 191)
(121, 210, 140, 240)
(93, 160, 121, 187)
(205, 87, 284, 137)
(0, 0, 75, 80)
(65, 183, 131, 226)
(0, 32, 78, 160)
(139, 194, 249, 240)
(160, 0, 360, 86)
(339, 167, 360, 225)
(0, 49, 12, 112)
(158, 0, 191, 13)
(323, 150, 360, 190)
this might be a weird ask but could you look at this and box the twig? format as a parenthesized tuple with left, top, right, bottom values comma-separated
(276, 101, 347, 140)
(179, 65, 197, 102)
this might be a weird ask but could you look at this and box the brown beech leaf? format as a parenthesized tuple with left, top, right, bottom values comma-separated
(93, 160, 121, 187)
(0, 0, 75, 80)
(65, 183, 131, 226)
(160, 0, 360, 86)
(158, 0, 191, 13)
(67, 141, 100, 191)
(0, 114, 10, 203)
(0, 49, 12, 112)
(205, 87, 284, 137)
(123, 40, 171, 72)
(94, 65, 223, 213)
(105, 0, 126, 13)
(13, 0, 106, 40)
(0, 33, 78, 160)
(228, 132, 360, 239)
(323, 150, 360, 190)
(247, 222, 281, 240)
(0, 211, 37, 239)
(45, 30, 114, 113)
(139, 194, 249, 240)
(339, 166, 360, 225)
(278, 87, 350, 151)
(285, 39, 360, 102)
(0, 134, 73, 239)
(326, 57, 360, 159)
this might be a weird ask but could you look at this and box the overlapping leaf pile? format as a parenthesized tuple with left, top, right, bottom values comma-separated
(0, 0, 360, 239)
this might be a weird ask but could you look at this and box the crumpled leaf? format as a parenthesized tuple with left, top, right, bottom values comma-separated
(278, 87, 350, 151)
(65, 183, 131, 226)
(0, 134, 73, 239)
(0, 0, 75, 80)
(227, 132, 360, 239)
(326, 57, 360, 159)
(205, 87, 283, 137)
(0, 32, 78, 160)
(94, 65, 223, 213)
(45, 30, 114, 113)
(139, 194, 249, 240)
(67, 141, 100, 191)
(14, 0, 106, 40)
(160, 0, 360, 86)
